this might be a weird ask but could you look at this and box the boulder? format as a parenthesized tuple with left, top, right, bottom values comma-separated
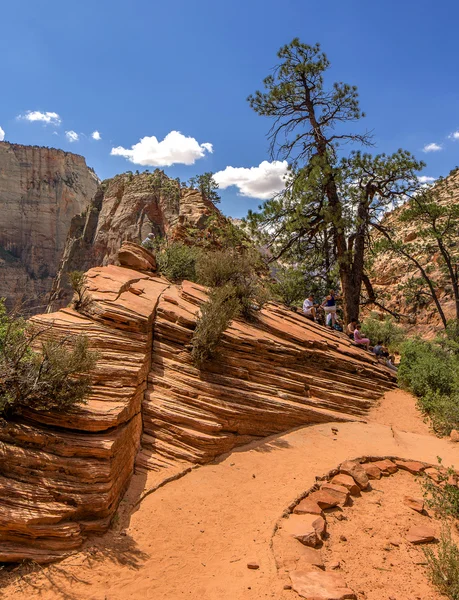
(283, 514, 326, 548)
(308, 490, 341, 509)
(339, 461, 370, 490)
(371, 459, 398, 475)
(319, 483, 350, 506)
(451, 429, 459, 443)
(294, 497, 324, 516)
(118, 241, 157, 271)
(290, 570, 356, 599)
(403, 496, 424, 513)
(361, 463, 381, 480)
(330, 474, 361, 497)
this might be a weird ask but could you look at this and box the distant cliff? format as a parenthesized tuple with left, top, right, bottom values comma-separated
(48, 170, 220, 309)
(0, 142, 99, 312)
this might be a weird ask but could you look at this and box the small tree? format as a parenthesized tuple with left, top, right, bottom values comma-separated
(188, 172, 221, 204)
(373, 173, 459, 329)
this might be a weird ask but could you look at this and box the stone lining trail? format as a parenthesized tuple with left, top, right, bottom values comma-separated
(2, 389, 458, 600)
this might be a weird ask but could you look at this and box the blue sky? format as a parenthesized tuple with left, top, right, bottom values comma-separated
(1, 0, 459, 217)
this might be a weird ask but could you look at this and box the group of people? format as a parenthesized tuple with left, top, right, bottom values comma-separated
(303, 291, 397, 372)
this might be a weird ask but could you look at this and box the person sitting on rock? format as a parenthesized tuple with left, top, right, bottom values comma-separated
(373, 341, 390, 358)
(322, 290, 339, 328)
(346, 318, 357, 340)
(302, 293, 317, 321)
(386, 355, 398, 372)
(353, 323, 370, 351)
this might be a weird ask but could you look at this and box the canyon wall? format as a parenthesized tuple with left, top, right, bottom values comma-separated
(0, 142, 99, 312)
(48, 171, 219, 310)
(0, 245, 396, 562)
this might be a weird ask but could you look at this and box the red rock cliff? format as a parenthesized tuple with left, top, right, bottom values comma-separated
(0, 142, 99, 312)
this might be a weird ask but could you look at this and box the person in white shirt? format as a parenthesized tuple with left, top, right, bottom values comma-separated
(302, 294, 317, 321)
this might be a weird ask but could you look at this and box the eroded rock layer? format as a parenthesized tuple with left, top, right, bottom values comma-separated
(0, 142, 99, 311)
(0, 259, 395, 562)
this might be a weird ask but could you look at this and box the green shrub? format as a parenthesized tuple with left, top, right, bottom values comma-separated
(196, 248, 268, 319)
(0, 301, 97, 416)
(269, 266, 309, 307)
(418, 390, 459, 436)
(398, 338, 456, 398)
(191, 285, 240, 366)
(421, 461, 459, 519)
(156, 242, 200, 282)
(424, 527, 459, 599)
(361, 315, 406, 352)
(68, 270, 90, 310)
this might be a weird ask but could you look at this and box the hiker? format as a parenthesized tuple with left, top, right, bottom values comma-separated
(322, 290, 339, 327)
(386, 355, 398, 372)
(373, 341, 390, 358)
(302, 293, 317, 321)
(347, 318, 357, 340)
(353, 323, 370, 351)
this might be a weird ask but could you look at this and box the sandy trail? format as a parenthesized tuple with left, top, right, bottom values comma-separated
(2, 390, 457, 600)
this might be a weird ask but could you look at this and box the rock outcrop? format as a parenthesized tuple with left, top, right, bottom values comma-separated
(0, 142, 99, 312)
(0, 250, 396, 562)
(48, 171, 220, 310)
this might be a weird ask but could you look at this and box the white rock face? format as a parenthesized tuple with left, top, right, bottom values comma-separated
(0, 142, 98, 311)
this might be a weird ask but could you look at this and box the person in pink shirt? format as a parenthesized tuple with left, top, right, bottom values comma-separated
(353, 323, 370, 350)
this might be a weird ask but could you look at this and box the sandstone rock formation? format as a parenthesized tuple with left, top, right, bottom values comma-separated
(0, 142, 99, 311)
(0, 250, 396, 562)
(48, 171, 220, 310)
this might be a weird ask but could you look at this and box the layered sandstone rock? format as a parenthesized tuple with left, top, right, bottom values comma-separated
(0, 142, 98, 311)
(49, 171, 220, 310)
(0, 255, 396, 562)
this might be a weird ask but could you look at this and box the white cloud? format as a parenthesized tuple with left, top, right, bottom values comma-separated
(110, 130, 213, 166)
(65, 130, 79, 143)
(91, 130, 101, 141)
(449, 131, 459, 140)
(0, 126, 4, 141)
(19, 110, 61, 126)
(214, 160, 289, 199)
(423, 142, 442, 153)
(418, 176, 436, 184)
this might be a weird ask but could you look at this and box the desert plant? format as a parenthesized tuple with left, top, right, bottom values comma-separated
(361, 315, 406, 352)
(418, 390, 459, 436)
(424, 527, 459, 599)
(0, 301, 97, 416)
(191, 285, 240, 365)
(156, 242, 200, 282)
(421, 461, 459, 520)
(68, 270, 91, 310)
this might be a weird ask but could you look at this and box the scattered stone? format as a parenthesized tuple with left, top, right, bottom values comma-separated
(395, 460, 426, 475)
(403, 496, 424, 513)
(283, 584, 292, 590)
(320, 483, 350, 506)
(389, 539, 402, 547)
(283, 514, 326, 547)
(361, 463, 381, 480)
(247, 562, 259, 570)
(294, 497, 324, 516)
(371, 459, 398, 475)
(308, 490, 341, 509)
(424, 467, 441, 483)
(340, 535, 347, 542)
(406, 526, 436, 544)
(339, 460, 369, 490)
(331, 474, 361, 497)
(330, 561, 341, 570)
(290, 570, 356, 600)
(296, 547, 325, 570)
(451, 429, 459, 442)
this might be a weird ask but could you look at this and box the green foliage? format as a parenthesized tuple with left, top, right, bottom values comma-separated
(269, 266, 309, 307)
(0, 300, 97, 417)
(196, 248, 268, 319)
(361, 316, 406, 352)
(191, 285, 240, 366)
(398, 339, 455, 398)
(68, 270, 89, 310)
(422, 461, 459, 519)
(424, 527, 459, 599)
(398, 338, 459, 435)
(156, 242, 200, 283)
(188, 172, 220, 204)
